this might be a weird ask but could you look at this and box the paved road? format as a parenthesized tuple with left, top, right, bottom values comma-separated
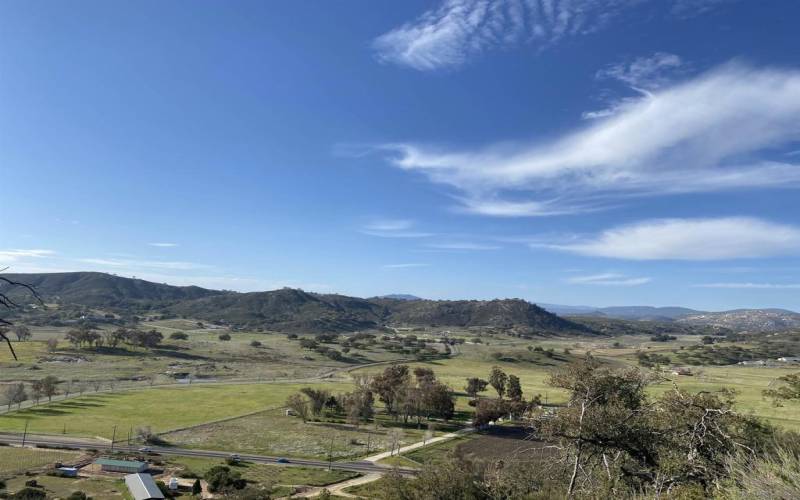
(0, 433, 418, 476)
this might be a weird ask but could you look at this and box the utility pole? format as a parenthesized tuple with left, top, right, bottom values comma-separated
(22, 420, 29, 447)
(110, 425, 117, 452)
(366, 433, 371, 454)
(328, 435, 334, 471)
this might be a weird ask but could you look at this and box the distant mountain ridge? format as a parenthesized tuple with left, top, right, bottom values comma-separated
(545, 303, 800, 332)
(1, 272, 591, 335)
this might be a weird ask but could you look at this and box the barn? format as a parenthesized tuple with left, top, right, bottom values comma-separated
(125, 473, 165, 500)
(95, 458, 148, 473)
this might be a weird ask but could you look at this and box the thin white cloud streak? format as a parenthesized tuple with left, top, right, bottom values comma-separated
(596, 52, 684, 90)
(692, 282, 800, 289)
(382, 263, 431, 269)
(78, 258, 211, 271)
(671, 0, 738, 18)
(567, 272, 651, 286)
(148, 242, 179, 248)
(360, 219, 433, 238)
(545, 217, 800, 261)
(426, 242, 501, 250)
(383, 64, 800, 216)
(0, 249, 56, 262)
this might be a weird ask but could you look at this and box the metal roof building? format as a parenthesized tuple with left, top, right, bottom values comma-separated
(125, 473, 165, 500)
(96, 458, 148, 473)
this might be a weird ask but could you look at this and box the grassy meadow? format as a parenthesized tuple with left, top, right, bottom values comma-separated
(0, 381, 350, 439)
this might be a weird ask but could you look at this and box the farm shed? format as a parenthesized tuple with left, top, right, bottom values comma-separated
(57, 467, 78, 477)
(125, 473, 165, 500)
(96, 458, 148, 473)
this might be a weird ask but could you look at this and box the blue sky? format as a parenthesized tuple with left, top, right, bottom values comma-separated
(2, 0, 800, 311)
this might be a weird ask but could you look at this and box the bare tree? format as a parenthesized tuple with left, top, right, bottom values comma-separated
(286, 393, 310, 422)
(0, 272, 42, 360)
(13, 325, 31, 342)
(3, 382, 27, 410)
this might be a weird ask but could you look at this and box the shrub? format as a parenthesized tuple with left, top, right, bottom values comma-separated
(218, 333, 231, 341)
(169, 332, 188, 340)
(11, 488, 46, 500)
(249, 340, 262, 347)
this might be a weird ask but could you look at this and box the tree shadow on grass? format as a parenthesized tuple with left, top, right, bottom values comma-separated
(151, 349, 210, 361)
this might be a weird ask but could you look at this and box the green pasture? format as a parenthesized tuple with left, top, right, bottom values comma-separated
(0, 381, 350, 439)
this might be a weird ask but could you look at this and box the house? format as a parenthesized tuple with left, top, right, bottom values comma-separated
(95, 458, 148, 473)
(777, 357, 800, 363)
(125, 473, 165, 500)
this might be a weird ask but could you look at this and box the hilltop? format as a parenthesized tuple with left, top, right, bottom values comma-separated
(1, 272, 593, 335)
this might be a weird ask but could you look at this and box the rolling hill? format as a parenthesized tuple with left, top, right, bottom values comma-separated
(1, 272, 593, 335)
(0, 272, 222, 308)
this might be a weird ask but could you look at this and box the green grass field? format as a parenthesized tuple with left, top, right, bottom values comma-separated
(168, 455, 359, 487)
(0, 382, 350, 439)
(0, 446, 81, 474)
(3, 474, 128, 499)
(163, 407, 427, 459)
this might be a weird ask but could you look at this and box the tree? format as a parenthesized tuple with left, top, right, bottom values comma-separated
(31, 380, 43, 405)
(13, 325, 31, 342)
(104, 328, 127, 348)
(41, 375, 59, 402)
(489, 366, 507, 398)
(286, 393, 310, 422)
(250, 340, 262, 347)
(192, 479, 202, 495)
(204, 465, 245, 493)
(300, 387, 330, 417)
(540, 356, 769, 497)
(343, 387, 374, 426)
(0, 274, 41, 360)
(45, 338, 58, 352)
(10, 487, 47, 500)
(66, 492, 88, 500)
(474, 398, 509, 426)
(4, 382, 27, 409)
(764, 372, 800, 404)
(169, 331, 188, 340)
(371, 364, 411, 417)
(507, 374, 523, 401)
(465, 378, 488, 398)
(219, 333, 231, 341)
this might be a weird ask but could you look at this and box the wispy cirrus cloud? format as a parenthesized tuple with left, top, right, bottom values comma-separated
(382, 64, 800, 216)
(360, 219, 433, 238)
(0, 249, 56, 262)
(148, 242, 179, 248)
(77, 258, 211, 271)
(671, 0, 739, 18)
(544, 217, 800, 260)
(374, 0, 635, 71)
(567, 272, 651, 286)
(425, 242, 501, 250)
(692, 282, 800, 289)
(596, 52, 684, 90)
(382, 263, 430, 269)
(373, 0, 735, 71)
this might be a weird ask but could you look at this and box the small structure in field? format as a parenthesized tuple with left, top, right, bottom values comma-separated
(96, 458, 148, 473)
(125, 473, 165, 500)
(671, 367, 693, 376)
(57, 467, 78, 477)
(285, 409, 296, 416)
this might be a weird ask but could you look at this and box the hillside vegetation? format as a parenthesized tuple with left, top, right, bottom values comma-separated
(2, 272, 594, 335)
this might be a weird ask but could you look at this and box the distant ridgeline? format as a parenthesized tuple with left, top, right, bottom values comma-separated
(0, 272, 593, 335)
